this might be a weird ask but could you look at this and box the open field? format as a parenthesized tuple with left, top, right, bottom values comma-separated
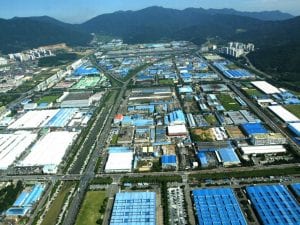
(243, 88, 264, 97)
(40, 182, 75, 225)
(204, 114, 218, 126)
(75, 191, 107, 225)
(71, 76, 100, 89)
(218, 94, 241, 111)
(36, 95, 60, 104)
(285, 105, 300, 118)
(190, 128, 214, 142)
(158, 79, 174, 85)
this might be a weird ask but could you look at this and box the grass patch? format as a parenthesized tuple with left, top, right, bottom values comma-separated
(38, 53, 78, 67)
(75, 191, 107, 225)
(218, 94, 241, 111)
(226, 63, 239, 70)
(40, 182, 75, 225)
(190, 128, 214, 142)
(110, 134, 118, 145)
(204, 114, 218, 126)
(285, 105, 300, 118)
(35, 95, 60, 104)
(243, 88, 264, 97)
(159, 79, 174, 85)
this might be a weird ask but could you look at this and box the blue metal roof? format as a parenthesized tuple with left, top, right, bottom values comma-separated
(108, 147, 131, 154)
(74, 66, 99, 76)
(6, 184, 44, 216)
(218, 147, 240, 163)
(193, 188, 247, 225)
(45, 108, 77, 128)
(240, 123, 268, 136)
(291, 183, 300, 197)
(246, 184, 300, 225)
(197, 152, 208, 166)
(110, 192, 156, 225)
(168, 110, 185, 124)
(161, 155, 176, 164)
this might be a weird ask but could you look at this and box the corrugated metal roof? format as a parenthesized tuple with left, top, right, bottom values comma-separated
(193, 188, 247, 225)
(246, 184, 300, 225)
(110, 192, 156, 225)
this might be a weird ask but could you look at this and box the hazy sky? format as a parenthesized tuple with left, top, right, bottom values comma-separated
(1, 0, 299, 23)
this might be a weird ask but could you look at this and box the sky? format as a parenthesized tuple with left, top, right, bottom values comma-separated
(1, 0, 299, 23)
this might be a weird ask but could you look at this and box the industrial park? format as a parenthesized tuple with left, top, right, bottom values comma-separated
(0, 30, 300, 225)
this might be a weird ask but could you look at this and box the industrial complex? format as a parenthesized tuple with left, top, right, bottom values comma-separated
(1, 37, 300, 225)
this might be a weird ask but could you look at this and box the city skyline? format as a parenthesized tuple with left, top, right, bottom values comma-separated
(0, 0, 299, 23)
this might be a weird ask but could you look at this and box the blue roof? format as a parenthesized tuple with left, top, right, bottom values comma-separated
(74, 66, 99, 76)
(161, 155, 176, 164)
(193, 188, 247, 225)
(246, 184, 300, 225)
(179, 86, 193, 93)
(168, 110, 185, 124)
(197, 152, 208, 166)
(291, 183, 300, 197)
(6, 184, 44, 216)
(45, 108, 77, 128)
(108, 147, 131, 154)
(240, 123, 268, 136)
(110, 192, 156, 225)
(218, 147, 240, 163)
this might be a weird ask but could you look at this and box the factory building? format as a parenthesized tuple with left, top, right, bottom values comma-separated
(246, 185, 300, 225)
(251, 133, 286, 145)
(6, 183, 45, 217)
(110, 192, 156, 225)
(105, 147, 134, 173)
(192, 188, 247, 225)
(288, 122, 300, 137)
(161, 155, 177, 169)
(59, 92, 93, 108)
(240, 145, 286, 155)
(268, 105, 299, 123)
(167, 125, 188, 136)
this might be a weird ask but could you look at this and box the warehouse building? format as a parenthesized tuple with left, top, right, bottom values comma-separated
(251, 133, 286, 145)
(240, 123, 268, 136)
(110, 192, 156, 225)
(19, 131, 78, 173)
(251, 81, 281, 94)
(246, 185, 300, 225)
(167, 124, 188, 136)
(165, 110, 186, 125)
(161, 155, 177, 169)
(105, 147, 133, 173)
(268, 105, 299, 123)
(216, 147, 241, 167)
(6, 183, 44, 217)
(288, 122, 300, 137)
(240, 145, 286, 155)
(9, 109, 59, 129)
(192, 188, 247, 225)
(0, 132, 37, 170)
(59, 92, 93, 108)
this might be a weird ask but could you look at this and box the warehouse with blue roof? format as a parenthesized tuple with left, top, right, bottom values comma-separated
(165, 110, 186, 125)
(6, 183, 44, 217)
(192, 188, 247, 225)
(110, 192, 156, 225)
(246, 184, 300, 225)
(197, 152, 208, 167)
(161, 155, 177, 168)
(240, 123, 268, 136)
(74, 66, 99, 76)
(217, 146, 241, 166)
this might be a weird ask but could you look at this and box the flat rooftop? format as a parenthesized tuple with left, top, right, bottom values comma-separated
(246, 184, 300, 225)
(110, 192, 156, 225)
(193, 188, 247, 225)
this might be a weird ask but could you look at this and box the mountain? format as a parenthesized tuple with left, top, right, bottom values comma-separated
(0, 17, 92, 54)
(205, 8, 294, 21)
